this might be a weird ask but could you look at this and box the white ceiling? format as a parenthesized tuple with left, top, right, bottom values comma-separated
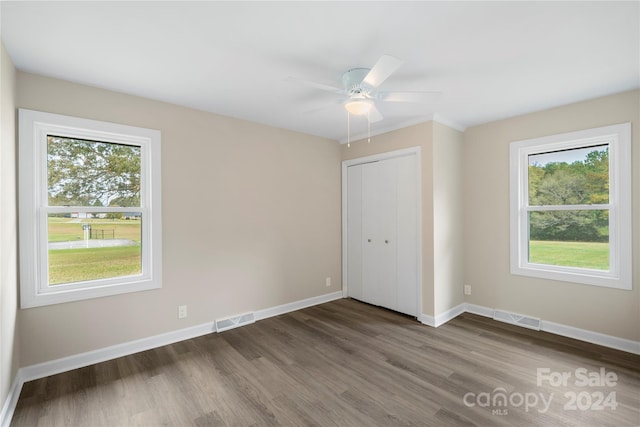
(2, 1, 638, 142)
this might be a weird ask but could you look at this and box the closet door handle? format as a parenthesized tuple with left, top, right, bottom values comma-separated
(385, 240, 389, 244)
(367, 239, 372, 243)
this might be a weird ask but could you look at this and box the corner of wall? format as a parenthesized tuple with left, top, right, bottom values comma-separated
(460, 89, 640, 342)
(0, 40, 21, 426)
(432, 121, 465, 317)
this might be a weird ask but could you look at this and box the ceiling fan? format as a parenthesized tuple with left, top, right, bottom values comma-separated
(287, 55, 441, 123)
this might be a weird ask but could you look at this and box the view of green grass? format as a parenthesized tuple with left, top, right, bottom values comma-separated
(48, 217, 142, 285)
(49, 246, 141, 285)
(529, 240, 609, 270)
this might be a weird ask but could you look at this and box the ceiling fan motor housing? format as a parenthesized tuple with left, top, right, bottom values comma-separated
(342, 68, 372, 98)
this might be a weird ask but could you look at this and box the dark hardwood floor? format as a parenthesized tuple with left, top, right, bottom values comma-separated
(11, 299, 640, 426)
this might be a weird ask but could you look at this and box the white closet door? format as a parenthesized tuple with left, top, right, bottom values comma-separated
(346, 152, 418, 317)
(362, 160, 397, 309)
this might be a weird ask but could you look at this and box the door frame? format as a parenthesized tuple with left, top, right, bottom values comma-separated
(342, 146, 423, 318)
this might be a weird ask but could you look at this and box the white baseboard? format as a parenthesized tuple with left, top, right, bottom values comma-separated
(254, 291, 343, 321)
(1, 290, 345, 426)
(0, 372, 22, 427)
(541, 319, 640, 355)
(418, 302, 639, 355)
(464, 303, 494, 318)
(435, 303, 466, 327)
(17, 290, 342, 384)
(20, 322, 216, 383)
(419, 303, 466, 327)
(418, 313, 435, 327)
(20, 291, 342, 381)
(461, 303, 640, 355)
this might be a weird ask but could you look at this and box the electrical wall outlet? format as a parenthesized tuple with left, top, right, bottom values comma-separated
(325, 277, 331, 287)
(178, 305, 188, 319)
(464, 285, 472, 295)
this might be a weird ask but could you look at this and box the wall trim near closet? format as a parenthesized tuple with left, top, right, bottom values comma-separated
(341, 146, 423, 318)
(419, 303, 467, 327)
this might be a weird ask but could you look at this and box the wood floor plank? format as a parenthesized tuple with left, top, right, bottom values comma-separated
(11, 299, 640, 426)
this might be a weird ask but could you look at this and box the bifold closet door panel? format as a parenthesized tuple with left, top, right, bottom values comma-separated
(362, 160, 397, 309)
(346, 165, 364, 301)
(395, 155, 418, 316)
(346, 153, 418, 316)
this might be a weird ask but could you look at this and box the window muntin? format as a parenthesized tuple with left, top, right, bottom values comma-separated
(19, 109, 162, 307)
(510, 123, 631, 290)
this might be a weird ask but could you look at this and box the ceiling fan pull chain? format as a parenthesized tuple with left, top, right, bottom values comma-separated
(347, 111, 351, 148)
(367, 111, 371, 143)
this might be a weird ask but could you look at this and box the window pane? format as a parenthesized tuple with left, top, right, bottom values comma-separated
(47, 136, 141, 207)
(48, 214, 142, 285)
(528, 210, 609, 270)
(528, 145, 608, 205)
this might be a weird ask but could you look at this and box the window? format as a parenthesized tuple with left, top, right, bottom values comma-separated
(19, 109, 162, 307)
(510, 123, 631, 290)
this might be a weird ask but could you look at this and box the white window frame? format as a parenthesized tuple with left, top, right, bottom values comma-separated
(509, 123, 631, 290)
(19, 109, 162, 308)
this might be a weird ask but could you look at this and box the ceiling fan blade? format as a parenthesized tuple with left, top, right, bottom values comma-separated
(285, 76, 344, 94)
(378, 91, 442, 103)
(362, 55, 403, 88)
(368, 105, 383, 123)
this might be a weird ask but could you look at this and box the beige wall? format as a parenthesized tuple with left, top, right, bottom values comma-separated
(463, 90, 640, 341)
(0, 42, 20, 409)
(433, 122, 464, 315)
(16, 72, 342, 366)
(5, 68, 638, 373)
(341, 121, 465, 318)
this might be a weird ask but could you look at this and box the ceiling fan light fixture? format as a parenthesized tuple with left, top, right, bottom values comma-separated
(344, 99, 373, 116)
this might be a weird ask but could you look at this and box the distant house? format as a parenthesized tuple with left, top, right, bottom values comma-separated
(123, 213, 142, 220)
(70, 212, 93, 219)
